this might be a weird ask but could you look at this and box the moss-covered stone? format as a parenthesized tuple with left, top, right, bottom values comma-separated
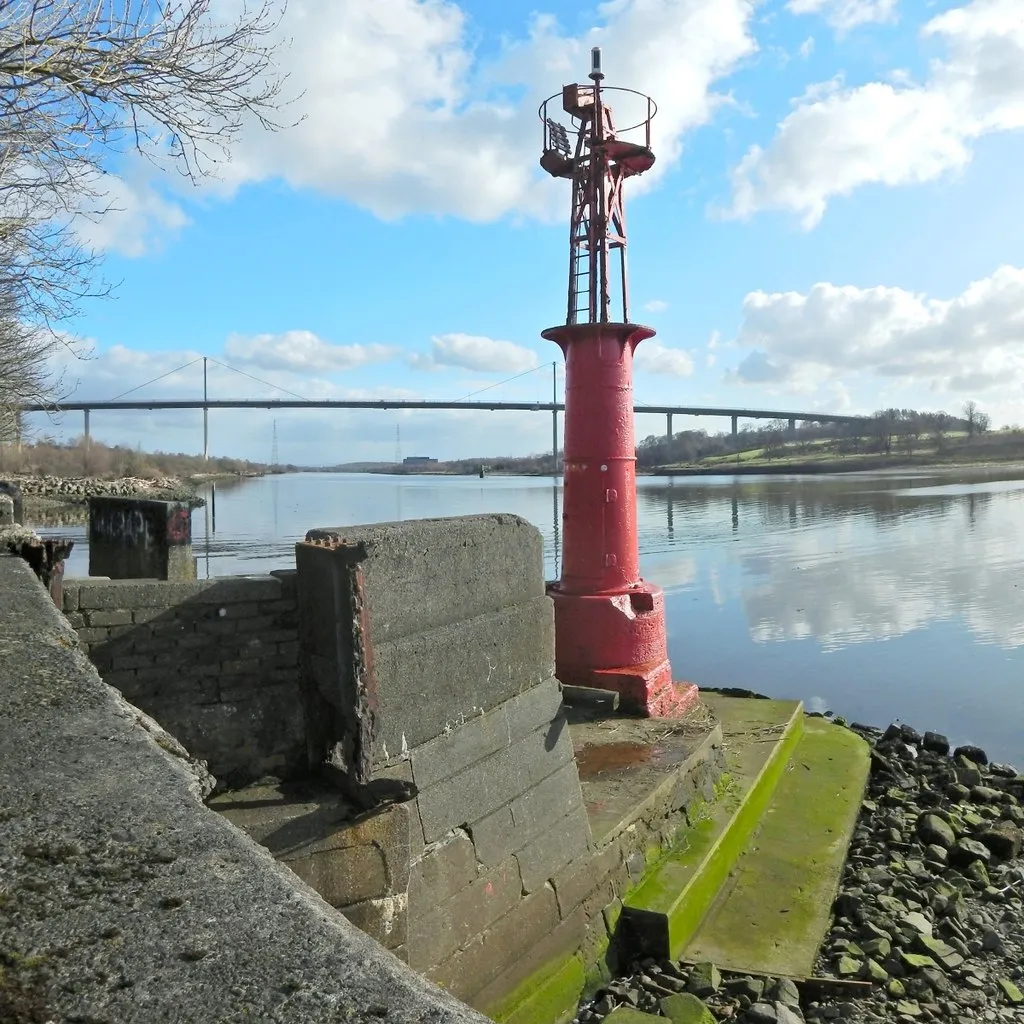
(659, 993, 716, 1024)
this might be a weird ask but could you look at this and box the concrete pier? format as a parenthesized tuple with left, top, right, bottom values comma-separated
(88, 495, 195, 580)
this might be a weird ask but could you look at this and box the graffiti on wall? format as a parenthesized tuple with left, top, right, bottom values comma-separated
(90, 501, 191, 549)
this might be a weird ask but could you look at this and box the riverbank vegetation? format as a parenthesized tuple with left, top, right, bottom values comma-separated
(1, 437, 288, 484)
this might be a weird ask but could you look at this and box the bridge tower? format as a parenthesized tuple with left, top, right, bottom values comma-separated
(539, 49, 696, 717)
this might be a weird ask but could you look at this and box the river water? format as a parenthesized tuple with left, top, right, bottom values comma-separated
(39, 468, 1024, 767)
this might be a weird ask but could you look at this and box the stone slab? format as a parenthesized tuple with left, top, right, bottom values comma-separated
(0, 554, 491, 1024)
(372, 597, 556, 758)
(302, 514, 545, 639)
(621, 696, 804, 961)
(412, 678, 565, 791)
(417, 716, 576, 843)
(568, 702, 723, 846)
(683, 716, 870, 975)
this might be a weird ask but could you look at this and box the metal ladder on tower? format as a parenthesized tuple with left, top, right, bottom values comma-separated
(569, 156, 593, 324)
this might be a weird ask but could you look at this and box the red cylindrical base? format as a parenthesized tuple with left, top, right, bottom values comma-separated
(549, 581, 698, 718)
(543, 321, 698, 719)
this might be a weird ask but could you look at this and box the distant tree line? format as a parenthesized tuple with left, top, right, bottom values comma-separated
(0, 435, 284, 480)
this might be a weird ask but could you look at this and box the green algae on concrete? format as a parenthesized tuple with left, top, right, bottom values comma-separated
(487, 954, 586, 1024)
(682, 717, 870, 976)
(620, 697, 804, 961)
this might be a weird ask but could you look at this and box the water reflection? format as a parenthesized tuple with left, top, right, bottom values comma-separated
(27, 468, 1024, 764)
(638, 474, 1024, 651)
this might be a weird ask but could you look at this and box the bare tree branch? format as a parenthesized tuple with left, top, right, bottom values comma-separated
(0, 0, 293, 416)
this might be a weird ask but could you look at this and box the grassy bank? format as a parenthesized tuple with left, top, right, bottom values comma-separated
(654, 431, 1024, 476)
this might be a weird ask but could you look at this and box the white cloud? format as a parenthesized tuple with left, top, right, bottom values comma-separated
(199, 0, 757, 223)
(634, 341, 695, 377)
(726, 264, 1024, 415)
(224, 331, 398, 373)
(786, 0, 899, 34)
(798, 36, 815, 58)
(414, 333, 539, 373)
(643, 299, 670, 313)
(726, 0, 1024, 227)
(73, 174, 190, 256)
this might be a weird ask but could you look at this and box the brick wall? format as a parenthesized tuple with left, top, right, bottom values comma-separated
(62, 572, 304, 789)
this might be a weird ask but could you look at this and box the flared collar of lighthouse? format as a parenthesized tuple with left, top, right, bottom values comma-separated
(538, 51, 699, 720)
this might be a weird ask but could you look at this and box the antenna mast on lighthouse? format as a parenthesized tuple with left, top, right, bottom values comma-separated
(537, 50, 697, 719)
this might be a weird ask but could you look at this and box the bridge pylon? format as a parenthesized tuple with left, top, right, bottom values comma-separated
(539, 48, 696, 718)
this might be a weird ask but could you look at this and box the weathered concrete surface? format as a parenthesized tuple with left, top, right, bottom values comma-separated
(0, 553, 491, 1024)
(88, 495, 195, 580)
(304, 514, 545, 639)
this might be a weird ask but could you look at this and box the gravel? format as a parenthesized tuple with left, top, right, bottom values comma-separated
(570, 717, 1024, 1024)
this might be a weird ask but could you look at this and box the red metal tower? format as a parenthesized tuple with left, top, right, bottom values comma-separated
(539, 48, 697, 718)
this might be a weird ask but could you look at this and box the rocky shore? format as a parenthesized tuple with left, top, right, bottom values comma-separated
(572, 717, 1024, 1024)
(9, 474, 202, 510)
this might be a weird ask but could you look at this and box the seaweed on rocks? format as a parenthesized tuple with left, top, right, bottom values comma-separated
(571, 720, 1024, 1024)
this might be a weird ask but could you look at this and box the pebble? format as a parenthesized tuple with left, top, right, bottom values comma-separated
(569, 716, 1024, 1024)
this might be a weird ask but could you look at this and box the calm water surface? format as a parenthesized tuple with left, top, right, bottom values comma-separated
(38, 469, 1024, 767)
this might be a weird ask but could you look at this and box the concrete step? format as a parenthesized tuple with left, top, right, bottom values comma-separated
(618, 695, 805, 961)
(682, 715, 870, 976)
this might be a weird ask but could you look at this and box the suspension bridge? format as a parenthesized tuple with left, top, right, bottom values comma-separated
(19, 356, 867, 461)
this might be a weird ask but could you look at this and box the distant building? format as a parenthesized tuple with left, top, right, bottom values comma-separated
(403, 456, 438, 466)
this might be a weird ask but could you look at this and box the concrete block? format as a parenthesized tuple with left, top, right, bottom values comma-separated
(552, 838, 624, 919)
(426, 885, 561, 1002)
(506, 677, 565, 743)
(340, 894, 407, 951)
(372, 597, 555, 759)
(84, 609, 132, 627)
(465, 760, 586, 870)
(409, 829, 480, 909)
(302, 514, 546, 640)
(511, 760, 588, 839)
(62, 583, 80, 612)
(515, 803, 593, 893)
(473, 906, 588, 1017)
(417, 720, 574, 844)
(76, 580, 206, 610)
(193, 577, 286, 604)
(411, 705, 510, 792)
(88, 496, 195, 581)
(468, 804, 517, 867)
(281, 802, 412, 907)
(408, 857, 524, 971)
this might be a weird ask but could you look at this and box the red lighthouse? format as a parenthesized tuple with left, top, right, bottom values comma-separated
(540, 49, 697, 718)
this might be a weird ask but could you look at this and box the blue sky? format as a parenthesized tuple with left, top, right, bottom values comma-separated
(31, 0, 1024, 465)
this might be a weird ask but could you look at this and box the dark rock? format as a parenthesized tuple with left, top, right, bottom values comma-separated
(953, 745, 988, 766)
(977, 821, 1023, 860)
(900, 725, 922, 746)
(724, 977, 764, 1002)
(768, 978, 800, 1009)
(923, 733, 950, 756)
(745, 1003, 778, 1023)
(946, 783, 971, 804)
(917, 814, 955, 849)
(969, 786, 1001, 805)
(949, 838, 992, 869)
(686, 962, 721, 998)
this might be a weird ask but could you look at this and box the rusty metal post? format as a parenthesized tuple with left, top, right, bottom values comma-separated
(538, 50, 697, 718)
